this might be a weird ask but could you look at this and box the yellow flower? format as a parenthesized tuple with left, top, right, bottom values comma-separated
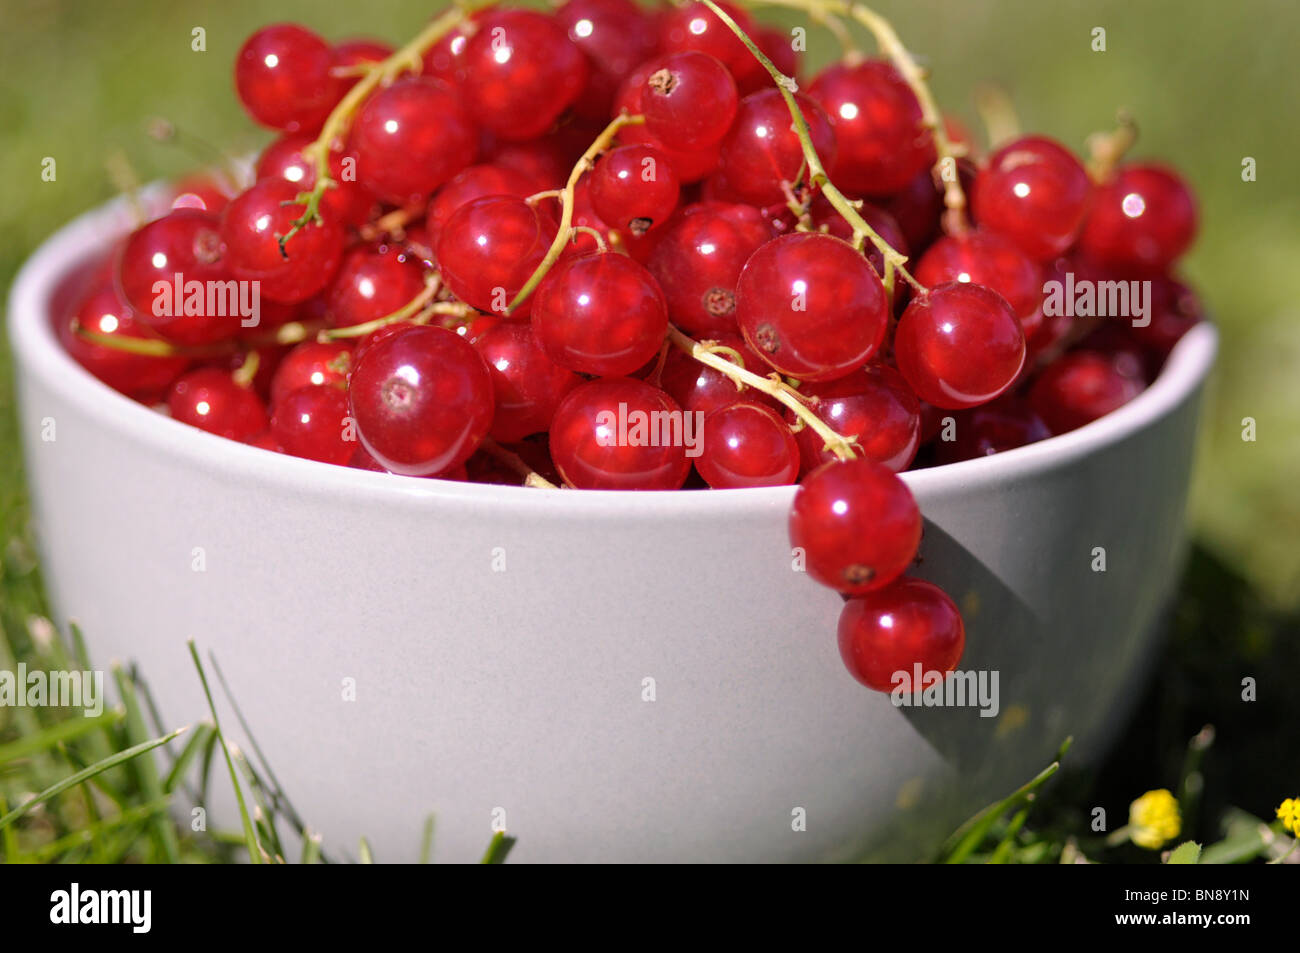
(1276, 798, 1300, 836)
(1129, 789, 1181, 849)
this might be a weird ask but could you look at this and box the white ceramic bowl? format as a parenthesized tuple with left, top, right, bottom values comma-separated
(7, 195, 1217, 862)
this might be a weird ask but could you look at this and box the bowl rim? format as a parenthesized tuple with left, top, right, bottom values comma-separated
(7, 191, 1219, 517)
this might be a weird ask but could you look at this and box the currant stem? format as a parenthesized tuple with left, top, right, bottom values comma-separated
(478, 438, 559, 489)
(1086, 111, 1138, 182)
(231, 350, 260, 389)
(667, 325, 857, 462)
(973, 84, 1021, 150)
(317, 275, 444, 340)
(280, 3, 485, 255)
(569, 225, 608, 253)
(504, 112, 645, 315)
(700, 0, 919, 295)
(848, 4, 970, 235)
(72, 321, 223, 359)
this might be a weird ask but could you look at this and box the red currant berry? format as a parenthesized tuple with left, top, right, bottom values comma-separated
(914, 230, 1043, 325)
(792, 364, 921, 473)
(589, 145, 681, 237)
(641, 52, 739, 151)
(1080, 164, 1197, 273)
(549, 377, 692, 490)
(647, 201, 772, 336)
(532, 252, 669, 376)
(556, 0, 657, 120)
(168, 368, 268, 441)
(658, 2, 764, 92)
(61, 281, 189, 402)
(838, 579, 965, 692)
(255, 134, 375, 227)
(349, 326, 494, 476)
(221, 179, 344, 304)
(325, 245, 426, 329)
(425, 164, 535, 247)
(271, 384, 353, 465)
(736, 233, 887, 382)
(331, 39, 392, 92)
(170, 176, 232, 214)
(809, 195, 909, 281)
(659, 331, 779, 416)
(422, 20, 474, 88)
(472, 319, 581, 442)
(1028, 350, 1145, 434)
(1130, 275, 1203, 359)
(234, 24, 343, 134)
(933, 395, 1050, 464)
(697, 400, 799, 488)
(717, 89, 837, 207)
(881, 168, 944, 251)
(894, 282, 1026, 409)
(348, 77, 477, 206)
(270, 340, 352, 407)
(972, 135, 1092, 261)
(808, 60, 933, 197)
(789, 457, 922, 594)
(462, 10, 588, 142)
(116, 209, 240, 344)
(613, 63, 723, 184)
(483, 137, 571, 193)
(757, 26, 801, 79)
(436, 194, 558, 317)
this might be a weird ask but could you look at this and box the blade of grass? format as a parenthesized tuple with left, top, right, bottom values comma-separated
(162, 721, 213, 794)
(419, 815, 435, 864)
(359, 836, 374, 864)
(987, 804, 1031, 864)
(113, 663, 180, 863)
(480, 831, 516, 864)
(0, 726, 186, 829)
(0, 707, 123, 765)
(28, 796, 172, 863)
(187, 640, 262, 864)
(300, 830, 322, 865)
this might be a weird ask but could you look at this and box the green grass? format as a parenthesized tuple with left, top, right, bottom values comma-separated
(1, 0, 1298, 863)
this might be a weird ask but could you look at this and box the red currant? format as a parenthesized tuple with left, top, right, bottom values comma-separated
(1080, 163, 1197, 273)
(658, 331, 779, 416)
(789, 457, 922, 594)
(838, 579, 965, 692)
(589, 145, 681, 237)
(893, 282, 1026, 409)
(646, 201, 770, 336)
(436, 194, 558, 317)
(697, 400, 799, 488)
(933, 395, 1050, 464)
(808, 195, 909, 281)
(234, 24, 343, 134)
(348, 77, 477, 206)
(914, 230, 1043, 325)
(641, 51, 739, 151)
(1028, 350, 1145, 434)
(658, 2, 764, 92)
(532, 252, 669, 376)
(269, 340, 352, 407)
(220, 179, 344, 304)
(461, 10, 589, 142)
(556, 0, 657, 120)
(168, 368, 268, 441)
(1130, 275, 1203, 359)
(736, 233, 887, 382)
(717, 89, 837, 207)
(808, 60, 933, 197)
(425, 164, 536, 247)
(549, 377, 692, 490)
(325, 245, 426, 329)
(792, 363, 921, 473)
(613, 62, 723, 184)
(971, 135, 1092, 261)
(472, 319, 581, 441)
(255, 134, 374, 227)
(349, 326, 494, 476)
(271, 384, 353, 465)
(331, 39, 392, 92)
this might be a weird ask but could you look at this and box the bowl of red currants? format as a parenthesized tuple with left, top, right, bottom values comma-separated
(7, 2, 1216, 861)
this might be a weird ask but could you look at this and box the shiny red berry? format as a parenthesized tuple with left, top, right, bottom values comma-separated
(254, 134, 374, 227)
(549, 377, 692, 490)
(589, 145, 681, 237)
(1028, 350, 1145, 434)
(717, 89, 837, 207)
(641, 51, 739, 151)
(168, 368, 268, 441)
(613, 62, 723, 184)
(349, 326, 494, 476)
(271, 384, 354, 465)
(789, 457, 922, 594)
(1130, 275, 1203, 358)
(325, 245, 426, 329)
(697, 401, 799, 488)
(220, 179, 344, 304)
(808, 60, 933, 197)
(532, 252, 668, 376)
(462, 10, 589, 141)
(894, 282, 1026, 409)
(269, 340, 352, 407)
(838, 579, 965, 692)
(234, 24, 343, 134)
(472, 319, 581, 442)
(658, 330, 779, 416)
(658, 2, 764, 92)
(425, 164, 536, 247)
(1080, 164, 1197, 273)
(792, 363, 921, 473)
(332, 38, 392, 92)
(647, 201, 770, 336)
(972, 135, 1092, 261)
(736, 233, 888, 382)
(436, 195, 558, 316)
(933, 395, 1050, 464)
(348, 77, 477, 206)
(914, 230, 1043, 325)
(556, 0, 657, 120)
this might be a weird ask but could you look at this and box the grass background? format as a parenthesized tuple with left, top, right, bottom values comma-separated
(0, 0, 1297, 861)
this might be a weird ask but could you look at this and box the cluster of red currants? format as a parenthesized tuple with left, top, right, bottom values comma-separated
(60, 1, 1202, 692)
